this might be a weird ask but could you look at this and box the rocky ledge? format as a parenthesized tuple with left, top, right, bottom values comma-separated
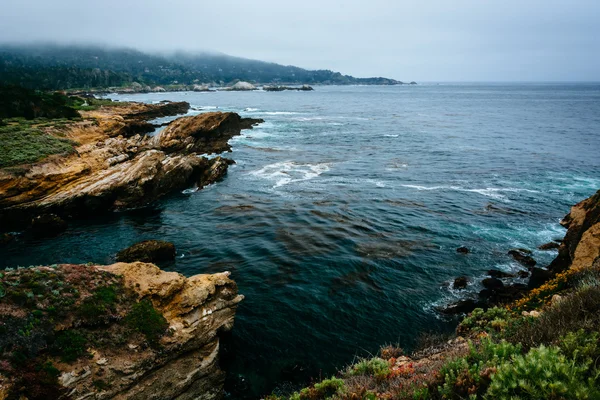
(443, 189, 600, 314)
(0, 101, 263, 230)
(0, 262, 243, 400)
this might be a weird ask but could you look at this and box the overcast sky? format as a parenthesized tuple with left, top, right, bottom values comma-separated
(1, 0, 599, 81)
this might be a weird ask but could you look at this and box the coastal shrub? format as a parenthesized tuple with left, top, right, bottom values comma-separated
(457, 307, 513, 336)
(347, 357, 391, 380)
(78, 285, 119, 323)
(49, 329, 88, 363)
(288, 377, 345, 400)
(559, 330, 600, 367)
(504, 284, 600, 351)
(125, 299, 168, 347)
(486, 345, 600, 399)
(0, 124, 76, 168)
(435, 339, 521, 399)
(10, 360, 65, 400)
(512, 263, 600, 311)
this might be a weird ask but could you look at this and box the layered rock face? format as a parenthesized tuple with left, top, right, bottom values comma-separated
(93, 263, 243, 400)
(0, 103, 261, 228)
(549, 189, 600, 273)
(0, 262, 243, 400)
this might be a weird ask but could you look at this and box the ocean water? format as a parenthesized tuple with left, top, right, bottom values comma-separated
(2, 84, 600, 397)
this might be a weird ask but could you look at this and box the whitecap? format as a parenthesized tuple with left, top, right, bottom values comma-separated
(384, 134, 399, 137)
(263, 111, 301, 115)
(249, 161, 331, 188)
(244, 107, 260, 112)
(400, 185, 539, 201)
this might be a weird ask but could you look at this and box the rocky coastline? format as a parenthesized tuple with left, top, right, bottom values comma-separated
(273, 189, 600, 399)
(0, 99, 263, 234)
(0, 262, 243, 400)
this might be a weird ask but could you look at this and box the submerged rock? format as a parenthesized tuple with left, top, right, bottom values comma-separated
(508, 249, 537, 267)
(439, 299, 483, 315)
(482, 277, 504, 290)
(487, 269, 515, 278)
(116, 240, 176, 263)
(456, 246, 470, 254)
(30, 214, 67, 237)
(539, 241, 560, 250)
(453, 276, 469, 290)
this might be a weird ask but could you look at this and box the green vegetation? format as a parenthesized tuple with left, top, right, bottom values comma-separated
(0, 84, 80, 119)
(0, 123, 76, 168)
(270, 266, 600, 399)
(0, 265, 170, 399)
(347, 357, 391, 380)
(50, 330, 88, 362)
(70, 97, 128, 111)
(125, 299, 169, 347)
(488, 344, 600, 399)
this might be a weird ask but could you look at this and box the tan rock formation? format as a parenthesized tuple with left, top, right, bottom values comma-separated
(549, 189, 600, 272)
(0, 103, 261, 229)
(0, 262, 242, 400)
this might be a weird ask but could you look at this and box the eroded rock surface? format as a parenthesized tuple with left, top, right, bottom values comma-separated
(0, 262, 243, 400)
(0, 103, 261, 229)
(549, 190, 600, 273)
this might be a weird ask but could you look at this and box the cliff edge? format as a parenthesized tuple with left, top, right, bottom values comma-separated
(0, 262, 243, 400)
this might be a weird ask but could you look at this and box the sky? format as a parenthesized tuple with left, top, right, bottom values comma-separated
(1, 0, 599, 81)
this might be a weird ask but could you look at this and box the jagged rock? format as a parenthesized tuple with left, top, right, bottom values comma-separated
(482, 277, 504, 290)
(549, 190, 600, 273)
(0, 232, 15, 245)
(239, 117, 265, 130)
(539, 241, 560, 250)
(0, 262, 242, 400)
(123, 101, 190, 120)
(30, 214, 67, 237)
(456, 246, 470, 254)
(116, 240, 176, 263)
(439, 299, 483, 315)
(508, 249, 537, 267)
(487, 269, 515, 278)
(528, 267, 554, 289)
(154, 112, 260, 154)
(197, 157, 234, 189)
(453, 276, 468, 290)
(0, 104, 255, 228)
(517, 270, 530, 279)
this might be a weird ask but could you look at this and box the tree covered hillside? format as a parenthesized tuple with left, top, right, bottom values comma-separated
(0, 45, 402, 90)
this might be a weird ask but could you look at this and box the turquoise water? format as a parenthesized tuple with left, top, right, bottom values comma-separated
(2, 84, 600, 397)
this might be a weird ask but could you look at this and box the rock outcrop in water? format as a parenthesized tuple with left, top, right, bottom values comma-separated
(0, 102, 261, 230)
(442, 190, 600, 315)
(0, 262, 243, 400)
(548, 189, 600, 274)
(116, 240, 177, 263)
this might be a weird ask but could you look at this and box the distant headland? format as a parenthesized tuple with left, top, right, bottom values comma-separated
(0, 44, 414, 91)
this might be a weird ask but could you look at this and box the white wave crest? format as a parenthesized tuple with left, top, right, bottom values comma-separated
(401, 185, 539, 201)
(249, 161, 331, 188)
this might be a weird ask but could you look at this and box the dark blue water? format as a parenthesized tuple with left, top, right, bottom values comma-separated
(2, 84, 600, 396)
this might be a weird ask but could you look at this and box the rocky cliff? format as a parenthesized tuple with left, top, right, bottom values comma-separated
(0, 101, 262, 230)
(0, 262, 243, 400)
(548, 189, 600, 273)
